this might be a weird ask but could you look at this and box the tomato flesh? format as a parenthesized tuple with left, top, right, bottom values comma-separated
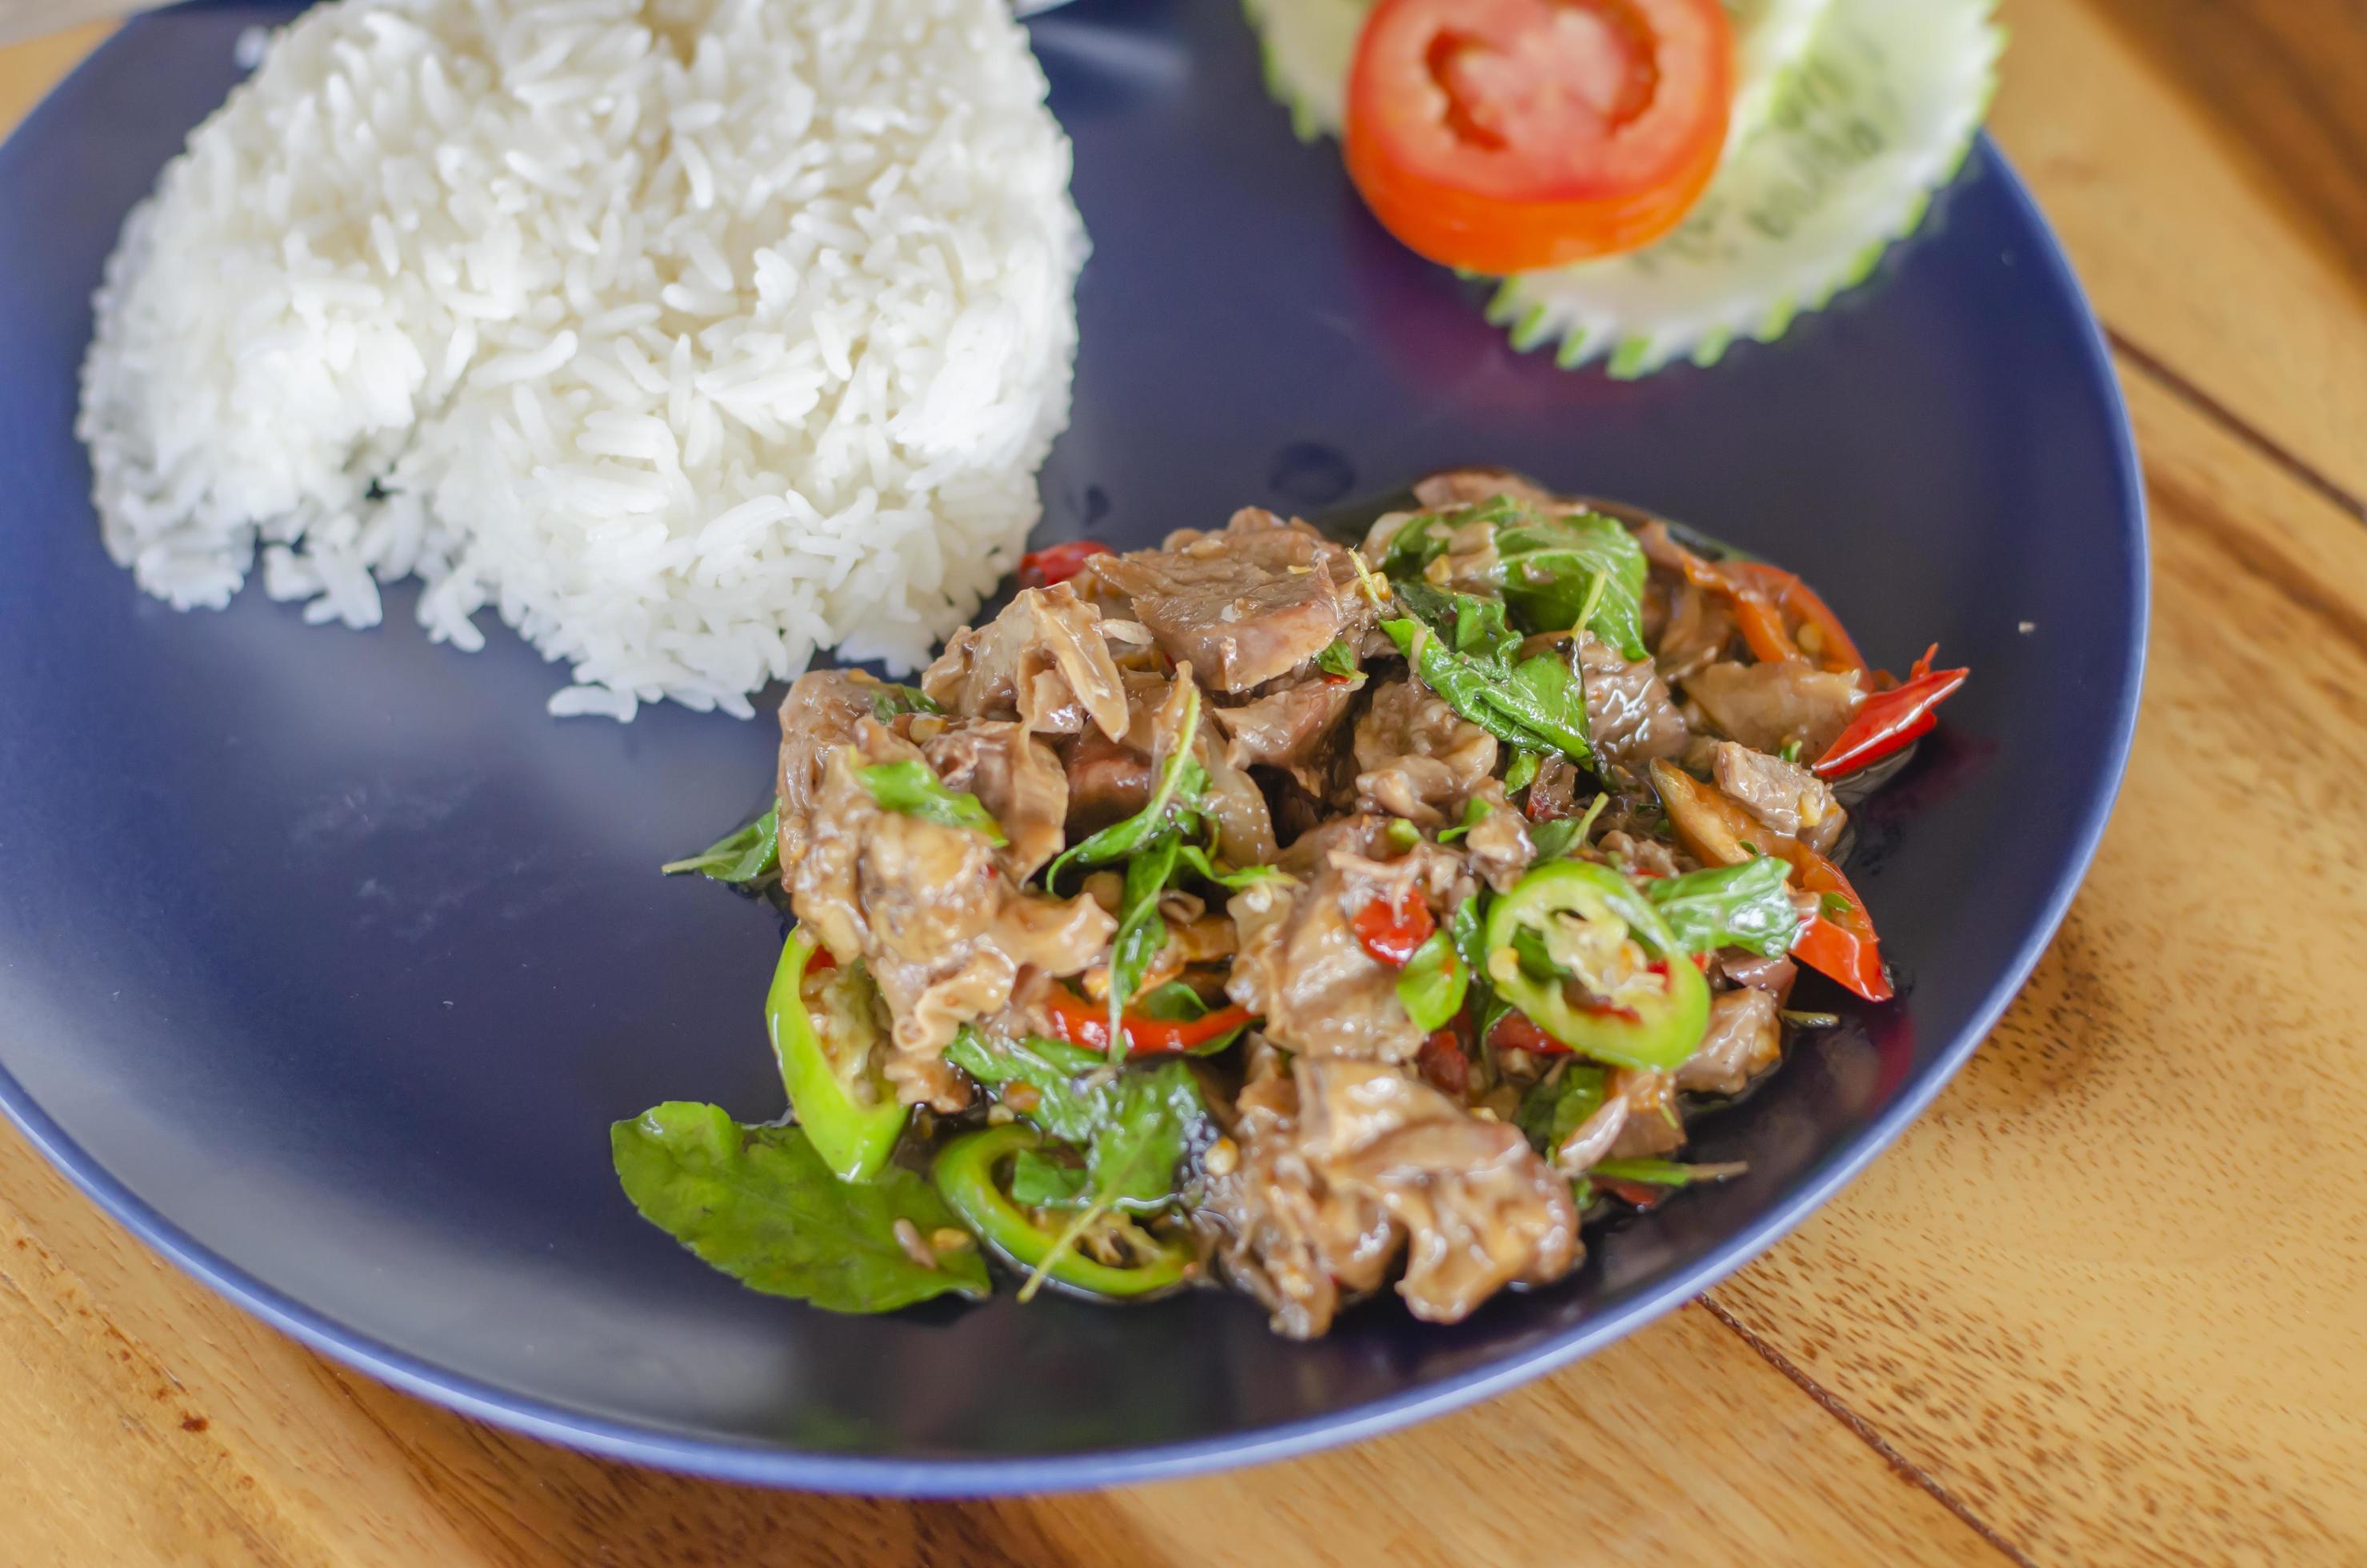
(1344, 0, 1733, 274)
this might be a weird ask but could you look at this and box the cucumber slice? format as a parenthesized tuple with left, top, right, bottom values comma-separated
(1725, 0, 1836, 154)
(1240, 0, 1365, 143)
(1491, 0, 2004, 378)
(1240, 0, 1833, 149)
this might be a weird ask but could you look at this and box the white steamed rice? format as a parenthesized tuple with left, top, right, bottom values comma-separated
(78, 0, 1086, 720)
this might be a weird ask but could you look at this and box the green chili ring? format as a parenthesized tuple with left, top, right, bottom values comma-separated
(933, 1126, 1196, 1301)
(768, 928, 908, 1182)
(1483, 859, 1710, 1072)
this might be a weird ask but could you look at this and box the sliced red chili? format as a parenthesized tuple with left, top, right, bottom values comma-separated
(1486, 1010, 1568, 1057)
(1015, 538, 1113, 590)
(1813, 647, 1969, 778)
(1353, 894, 1436, 967)
(1042, 986, 1255, 1056)
(1786, 849, 1892, 1003)
(1723, 562, 1870, 675)
(1599, 1178, 1670, 1209)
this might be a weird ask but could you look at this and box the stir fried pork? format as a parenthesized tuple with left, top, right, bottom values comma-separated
(922, 583, 1131, 741)
(1709, 740, 1845, 854)
(1205, 1056, 1579, 1338)
(779, 686, 1113, 1110)
(1079, 509, 1375, 692)
(1226, 816, 1466, 1065)
(748, 468, 1938, 1337)
(1685, 658, 1862, 758)
(1577, 633, 1690, 775)
(1353, 678, 1498, 827)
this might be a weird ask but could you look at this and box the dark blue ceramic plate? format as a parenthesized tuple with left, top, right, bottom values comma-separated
(0, 0, 2143, 1494)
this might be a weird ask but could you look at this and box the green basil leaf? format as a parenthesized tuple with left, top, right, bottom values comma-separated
(1497, 510, 1649, 659)
(612, 1102, 989, 1313)
(1107, 835, 1182, 1038)
(946, 1030, 1208, 1213)
(1502, 749, 1541, 793)
(660, 806, 781, 883)
(1045, 686, 1205, 889)
(1448, 896, 1489, 994)
(1007, 1148, 1091, 1209)
(1436, 797, 1491, 844)
(858, 759, 1007, 846)
(1645, 855, 1802, 958)
(1383, 617, 1593, 764)
(1588, 1157, 1748, 1187)
(1515, 1066, 1607, 1156)
(1528, 817, 1584, 863)
(1173, 843, 1289, 891)
(1396, 926, 1469, 1033)
(869, 682, 943, 722)
(1314, 638, 1360, 678)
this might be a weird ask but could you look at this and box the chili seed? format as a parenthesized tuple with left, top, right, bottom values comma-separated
(891, 1218, 937, 1270)
(1204, 1136, 1240, 1178)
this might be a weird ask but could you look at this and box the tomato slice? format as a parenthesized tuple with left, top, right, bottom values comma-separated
(1343, 0, 1733, 274)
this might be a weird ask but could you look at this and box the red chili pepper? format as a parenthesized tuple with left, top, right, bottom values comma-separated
(1598, 1178, 1670, 1209)
(806, 946, 838, 973)
(1415, 1029, 1471, 1100)
(1813, 646, 1969, 778)
(1487, 1010, 1568, 1057)
(1723, 562, 1871, 675)
(1352, 894, 1436, 967)
(1042, 986, 1255, 1056)
(1786, 847, 1892, 1003)
(1014, 539, 1113, 590)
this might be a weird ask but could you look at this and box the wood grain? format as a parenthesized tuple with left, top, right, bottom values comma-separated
(1709, 356, 2367, 1562)
(1992, 0, 2367, 508)
(3, 1, 2367, 1562)
(0, 1127, 2002, 1566)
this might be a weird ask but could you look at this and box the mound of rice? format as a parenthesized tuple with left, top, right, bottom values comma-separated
(78, 0, 1086, 719)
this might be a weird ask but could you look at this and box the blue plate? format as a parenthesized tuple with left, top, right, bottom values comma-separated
(0, 0, 2142, 1493)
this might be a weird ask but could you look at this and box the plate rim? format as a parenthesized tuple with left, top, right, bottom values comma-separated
(0, 10, 2148, 1496)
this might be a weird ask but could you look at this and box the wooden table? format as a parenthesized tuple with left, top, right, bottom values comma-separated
(6, 3, 2364, 1561)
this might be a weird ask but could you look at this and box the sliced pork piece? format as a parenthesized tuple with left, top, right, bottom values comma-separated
(921, 582, 1130, 741)
(1685, 658, 1864, 758)
(1078, 508, 1373, 693)
(1709, 739, 1846, 854)
(920, 721, 1068, 882)
(1204, 1057, 1579, 1338)
(1209, 675, 1361, 792)
(1675, 986, 1783, 1096)
(1655, 581, 1740, 682)
(1225, 816, 1466, 1065)
(774, 668, 888, 882)
(1577, 632, 1689, 776)
(1056, 666, 1279, 866)
(782, 710, 1112, 1110)
(1352, 677, 1498, 827)
(1461, 794, 1535, 893)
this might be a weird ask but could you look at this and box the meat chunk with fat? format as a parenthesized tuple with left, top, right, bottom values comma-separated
(1709, 739, 1846, 854)
(1684, 659, 1863, 758)
(1061, 666, 1279, 866)
(1078, 508, 1374, 693)
(921, 583, 1130, 742)
(1204, 1056, 1580, 1338)
(1209, 675, 1361, 792)
(1675, 986, 1783, 1097)
(1352, 677, 1498, 827)
(920, 721, 1069, 882)
(1577, 632, 1689, 776)
(778, 696, 1112, 1111)
(1225, 816, 1467, 1066)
